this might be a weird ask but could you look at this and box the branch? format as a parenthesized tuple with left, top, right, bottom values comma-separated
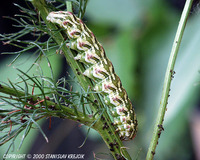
(0, 84, 94, 125)
(146, 0, 194, 159)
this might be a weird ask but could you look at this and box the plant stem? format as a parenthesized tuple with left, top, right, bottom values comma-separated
(66, 1, 73, 12)
(30, 0, 132, 159)
(0, 84, 94, 125)
(146, 0, 193, 159)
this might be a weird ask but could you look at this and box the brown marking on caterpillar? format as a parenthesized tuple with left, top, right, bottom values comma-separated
(63, 21, 69, 25)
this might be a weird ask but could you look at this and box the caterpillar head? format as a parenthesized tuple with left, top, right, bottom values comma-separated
(47, 11, 82, 39)
(47, 11, 72, 25)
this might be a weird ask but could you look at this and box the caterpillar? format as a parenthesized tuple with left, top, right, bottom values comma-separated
(46, 11, 137, 140)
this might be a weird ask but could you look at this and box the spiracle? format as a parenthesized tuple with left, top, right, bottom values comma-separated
(47, 11, 137, 140)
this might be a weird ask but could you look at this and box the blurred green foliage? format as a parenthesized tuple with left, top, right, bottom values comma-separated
(0, 51, 63, 156)
(0, 0, 199, 159)
(85, 0, 200, 159)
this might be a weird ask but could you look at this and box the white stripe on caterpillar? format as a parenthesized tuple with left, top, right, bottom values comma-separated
(47, 11, 137, 140)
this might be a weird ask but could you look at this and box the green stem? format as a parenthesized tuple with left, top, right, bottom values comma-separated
(66, 1, 73, 12)
(146, 0, 193, 159)
(31, 0, 131, 159)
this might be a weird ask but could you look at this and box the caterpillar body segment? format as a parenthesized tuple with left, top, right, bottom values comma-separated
(47, 11, 137, 140)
